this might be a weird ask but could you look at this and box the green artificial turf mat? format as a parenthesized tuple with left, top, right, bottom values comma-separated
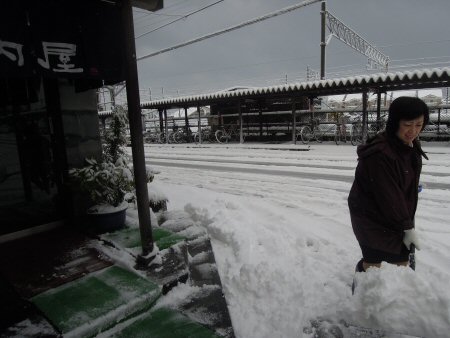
(155, 233, 185, 250)
(103, 227, 185, 251)
(104, 227, 142, 248)
(32, 266, 160, 335)
(108, 307, 221, 338)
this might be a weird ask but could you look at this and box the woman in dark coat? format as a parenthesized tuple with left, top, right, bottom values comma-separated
(348, 96, 429, 273)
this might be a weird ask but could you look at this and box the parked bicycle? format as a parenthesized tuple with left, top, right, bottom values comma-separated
(297, 118, 336, 144)
(157, 131, 167, 144)
(143, 130, 161, 144)
(143, 130, 166, 144)
(298, 118, 322, 144)
(350, 117, 386, 146)
(333, 114, 348, 145)
(215, 124, 244, 143)
(334, 122, 349, 145)
(171, 128, 194, 143)
(194, 128, 214, 143)
(350, 122, 363, 146)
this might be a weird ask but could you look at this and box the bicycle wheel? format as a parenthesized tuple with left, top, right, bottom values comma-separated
(295, 128, 302, 142)
(300, 126, 313, 144)
(167, 131, 176, 144)
(158, 132, 166, 143)
(215, 130, 228, 143)
(335, 124, 347, 145)
(351, 124, 363, 146)
(193, 132, 199, 144)
(203, 130, 212, 143)
(341, 125, 348, 143)
(173, 130, 183, 143)
(314, 127, 323, 143)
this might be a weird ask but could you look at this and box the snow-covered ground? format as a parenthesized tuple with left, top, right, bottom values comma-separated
(142, 141, 450, 338)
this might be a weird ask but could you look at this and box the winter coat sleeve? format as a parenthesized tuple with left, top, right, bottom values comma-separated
(363, 152, 414, 231)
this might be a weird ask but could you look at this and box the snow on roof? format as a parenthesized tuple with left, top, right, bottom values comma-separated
(141, 67, 450, 108)
(98, 110, 112, 117)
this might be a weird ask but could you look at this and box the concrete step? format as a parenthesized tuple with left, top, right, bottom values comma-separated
(158, 210, 235, 338)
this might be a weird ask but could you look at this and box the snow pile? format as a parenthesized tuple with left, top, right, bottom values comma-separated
(342, 263, 450, 337)
(153, 283, 221, 311)
(144, 143, 450, 338)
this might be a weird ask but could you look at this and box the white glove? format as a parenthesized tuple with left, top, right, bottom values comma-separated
(403, 229, 420, 250)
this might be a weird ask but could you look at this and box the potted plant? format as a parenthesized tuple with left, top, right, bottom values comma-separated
(69, 105, 137, 233)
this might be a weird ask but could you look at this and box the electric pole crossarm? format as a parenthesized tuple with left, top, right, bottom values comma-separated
(325, 11, 389, 70)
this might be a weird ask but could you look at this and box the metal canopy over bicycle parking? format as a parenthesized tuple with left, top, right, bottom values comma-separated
(141, 68, 450, 145)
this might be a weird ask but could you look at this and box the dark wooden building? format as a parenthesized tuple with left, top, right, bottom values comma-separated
(0, 0, 162, 240)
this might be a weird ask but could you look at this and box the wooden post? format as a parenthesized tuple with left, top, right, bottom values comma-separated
(238, 101, 243, 144)
(197, 104, 202, 143)
(164, 109, 168, 144)
(158, 109, 163, 132)
(437, 107, 441, 136)
(362, 91, 368, 143)
(309, 97, 315, 124)
(122, 0, 153, 258)
(376, 91, 382, 131)
(292, 100, 297, 144)
(184, 107, 190, 141)
(259, 102, 263, 141)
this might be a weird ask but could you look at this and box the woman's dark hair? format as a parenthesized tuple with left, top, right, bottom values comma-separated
(385, 96, 429, 137)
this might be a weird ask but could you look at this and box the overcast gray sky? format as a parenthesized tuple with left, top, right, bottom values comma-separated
(133, 0, 450, 100)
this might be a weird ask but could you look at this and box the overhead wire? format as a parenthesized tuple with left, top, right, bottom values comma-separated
(134, 2, 450, 98)
(134, 0, 218, 35)
(137, 0, 322, 61)
(389, 56, 450, 63)
(140, 53, 320, 80)
(134, 0, 193, 25)
(136, 0, 225, 39)
(377, 39, 450, 48)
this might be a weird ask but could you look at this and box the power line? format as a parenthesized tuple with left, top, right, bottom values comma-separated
(136, 0, 225, 39)
(137, 0, 322, 61)
(387, 61, 450, 70)
(378, 39, 450, 48)
(139, 12, 186, 18)
(389, 56, 450, 63)
(134, 0, 194, 24)
(141, 54, 320, 81)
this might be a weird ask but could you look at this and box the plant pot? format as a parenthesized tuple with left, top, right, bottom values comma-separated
(86, 202, 128, 234)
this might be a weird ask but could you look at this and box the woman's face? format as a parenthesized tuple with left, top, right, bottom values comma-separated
(396, 115, 424, 145)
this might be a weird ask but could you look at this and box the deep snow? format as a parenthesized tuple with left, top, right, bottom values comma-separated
(139, 141, 450, 338)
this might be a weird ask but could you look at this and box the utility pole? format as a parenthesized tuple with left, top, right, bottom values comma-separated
(122, 0, 153, 263)
(320, 0, 389, 78)
(320, 1, 326, 79)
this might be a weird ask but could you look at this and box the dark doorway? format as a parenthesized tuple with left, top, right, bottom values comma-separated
(0, 79, 66, 237)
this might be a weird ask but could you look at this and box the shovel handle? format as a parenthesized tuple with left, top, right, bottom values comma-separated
(409, 243, 416, 270)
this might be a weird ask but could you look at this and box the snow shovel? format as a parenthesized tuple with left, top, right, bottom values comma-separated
(409, 243, 416, 271)
(409, 185, 422, 271)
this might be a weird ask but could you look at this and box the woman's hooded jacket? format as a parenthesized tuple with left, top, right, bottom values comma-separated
(348, 131, 427, 254)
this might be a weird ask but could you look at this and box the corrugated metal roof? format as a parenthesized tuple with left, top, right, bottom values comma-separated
(141, 67, 450, 109)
